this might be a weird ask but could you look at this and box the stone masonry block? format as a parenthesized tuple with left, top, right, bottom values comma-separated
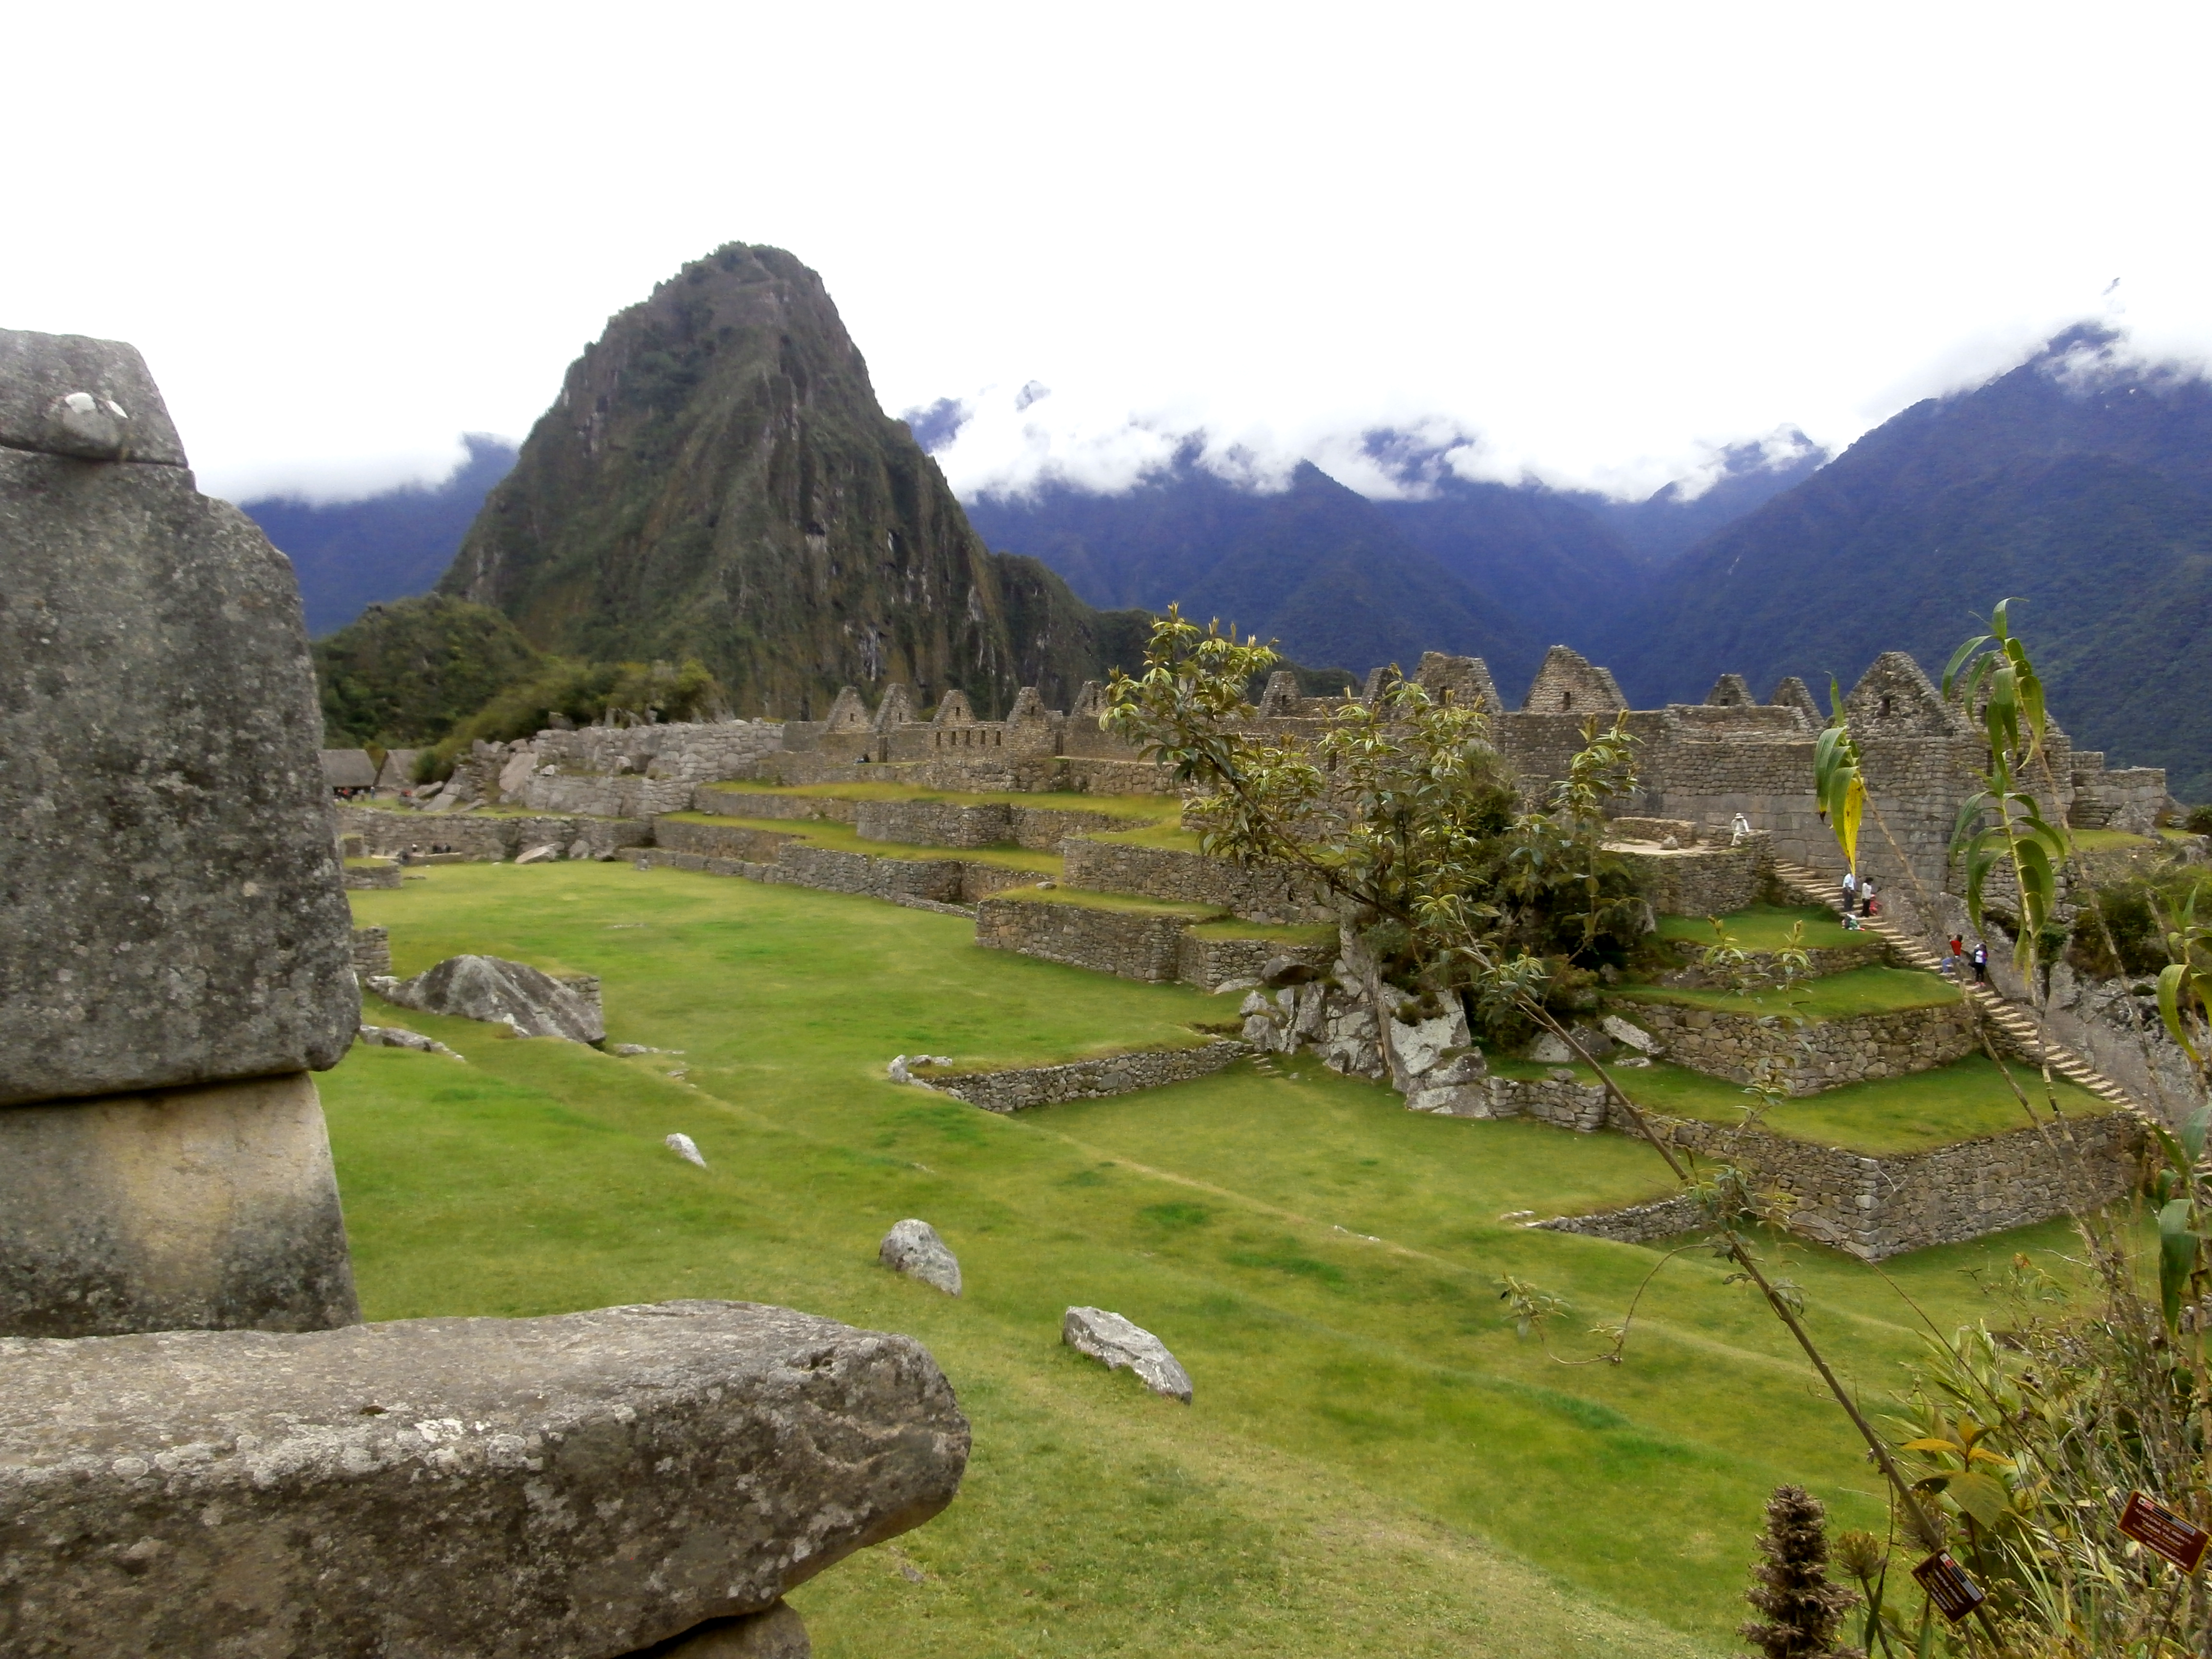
(0, 1072, 358, 1337)
(0, 339, 357, 1105)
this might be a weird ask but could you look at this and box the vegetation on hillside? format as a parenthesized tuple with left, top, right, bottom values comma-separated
(434, 242, 1159, 719)
(314, 593, 544, 747)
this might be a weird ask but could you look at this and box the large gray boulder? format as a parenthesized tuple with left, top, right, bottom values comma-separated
(371, 954, 606, 1043)
(879, 1219, 961, 1295)
(1062, 1306, 1193, 1403)
(0, 1300, 969, 1657)
(0, 329, 358, 1107)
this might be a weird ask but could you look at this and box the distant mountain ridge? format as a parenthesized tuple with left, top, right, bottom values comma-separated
(240, 436, 516, 636)
(1609, 327, 2212, 795)
(957, 428, 1823, 688)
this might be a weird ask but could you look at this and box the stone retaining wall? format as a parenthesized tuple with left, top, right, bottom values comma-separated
(975, 896, 1204, 981)
(1534, 1191, 1707, 1245)
(1607, 839, 1764, 917)
(337, 806, 651, 862)
(1663, 1111, 2142, 1258)
(1527, 1107, 2142, 1259)
(1175, 932, 1338, 993)
(1618, 996, 1978, 1092)
(643, 849, 975, 915)
(520, 772, 697, 817)
(690, 788, 858, 823)
(929, 1041, 1250, 1112)
(653, 817, 802, 863)
(350, 926, 390, 980)
(851, 799, 1127, 851)
(343, 861, 401, 890)
(1062, 838, 1332, 924)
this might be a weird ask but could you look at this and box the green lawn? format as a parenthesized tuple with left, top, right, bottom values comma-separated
(1079, 821, 1209, 853)
(661, 811, 1065, 875)
(988, 885, 1226, 919)
(1613, 963, 1961, 1021)
(334, 864, 2115, 1655)
(1186, 919, 1340, 946)
(1653, 904, 1861, 952)
(1519, 1054, 2112, 1154)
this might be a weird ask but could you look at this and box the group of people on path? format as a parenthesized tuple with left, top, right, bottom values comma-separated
(1839, 868, 1986, 981)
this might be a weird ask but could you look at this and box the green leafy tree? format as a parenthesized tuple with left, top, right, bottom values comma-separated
(1104, 608, 1956, 1555)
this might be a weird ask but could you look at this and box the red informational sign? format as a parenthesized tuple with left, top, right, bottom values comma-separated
(1911, 1551, 1987, 1623)
(2119, 1491, 2211, 1573)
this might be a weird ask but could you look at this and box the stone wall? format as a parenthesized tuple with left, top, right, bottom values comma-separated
(974, 896, 1204, 981)
(692, 787, 858, 823)
(1617, 996, 1979, 1093)
(653, 818, 802, 863)
(928, 1041, 1250, 1112)
(350, 926, 391, 980)
(343, 860, 402, 890)
(1646, 1110, 2144, 1259)
(338, 806, 653, 862)
(520, 772, 697, 817)
(1607, 840, 1763, 917)
(851, 799, 1126, 851)
(1062, 838, 1333, 924)
(531, 719, 787, 783)
(1175, 932, 1338, 992)
(1655, 939, 1888, 987)
(1534, 1191, 1707, 1245)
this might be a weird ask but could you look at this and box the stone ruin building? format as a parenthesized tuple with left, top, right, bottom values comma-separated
(324, 622, 2181, 1260)
(360, 636, 2172, 931)
(0, 329, 967, 1656)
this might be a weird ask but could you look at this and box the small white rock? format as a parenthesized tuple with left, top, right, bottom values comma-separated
(664, 1132, 707, 1167)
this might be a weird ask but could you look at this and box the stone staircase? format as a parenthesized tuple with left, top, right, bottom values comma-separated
(1769, 860, 2140, 1114)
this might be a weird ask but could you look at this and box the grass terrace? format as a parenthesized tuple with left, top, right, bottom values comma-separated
(1613, 963, 1962, 1021)
(332, 862, 2132, 1656)
(1502, 1053, 2113, 1154)
(1652, 903, 1863, 952)
(1185, 919, 1340, 947)
(661, 812, 1066, 875)
(986, 884, 1227, 920)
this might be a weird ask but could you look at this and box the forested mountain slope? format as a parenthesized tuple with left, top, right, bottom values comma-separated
(439, 243, 1145, 718)
(1612, 329, 2212, 794)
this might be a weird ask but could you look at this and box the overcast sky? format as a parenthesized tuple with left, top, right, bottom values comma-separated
(10, 1, 2209, 505)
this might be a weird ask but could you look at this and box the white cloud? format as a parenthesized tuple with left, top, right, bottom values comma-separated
(6, 1, 2212, 505)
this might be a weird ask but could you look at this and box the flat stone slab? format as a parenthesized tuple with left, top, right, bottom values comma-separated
(0, 1299, 969, 1657)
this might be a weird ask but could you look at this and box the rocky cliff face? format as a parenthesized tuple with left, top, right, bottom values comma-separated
(443, 243, 1123, 718)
